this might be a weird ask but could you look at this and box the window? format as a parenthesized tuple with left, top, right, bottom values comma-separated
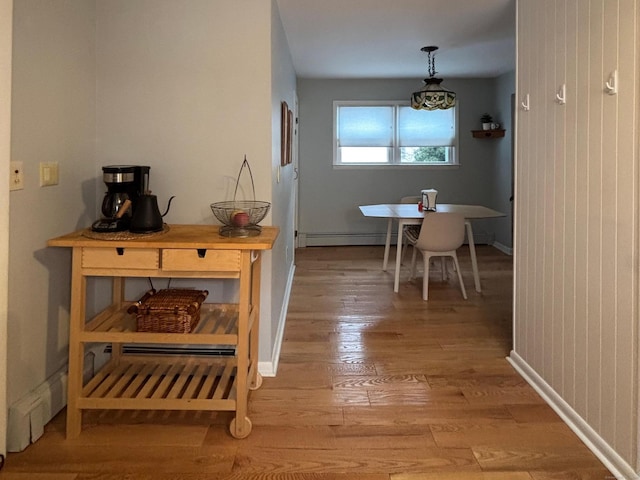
(333, 101, 458, 167)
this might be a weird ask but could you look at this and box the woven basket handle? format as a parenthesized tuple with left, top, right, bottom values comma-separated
(232, 156, 256, 202)
(127, 289, 156, 314)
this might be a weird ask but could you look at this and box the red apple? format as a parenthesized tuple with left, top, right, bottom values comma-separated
(231, 210, 250, 227)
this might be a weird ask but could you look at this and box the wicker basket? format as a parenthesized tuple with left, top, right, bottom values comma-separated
(128, 288, 209, 333)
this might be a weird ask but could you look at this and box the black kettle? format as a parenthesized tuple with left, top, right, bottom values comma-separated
(130, 193, 175, 233)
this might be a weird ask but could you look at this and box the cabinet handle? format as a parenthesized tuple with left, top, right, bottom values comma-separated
(605, 70, 618, 95)
(197, 249, 207, 258)
(116, 247, 124, 256)
(521, 93, 530, 111)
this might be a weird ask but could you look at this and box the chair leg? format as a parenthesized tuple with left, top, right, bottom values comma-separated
(422, 253, 432, 300)
(401, 232, 411, 265)
(451, 253, 467, 300)
(441, 257, 447, 281)
(410, 246, 418, 279)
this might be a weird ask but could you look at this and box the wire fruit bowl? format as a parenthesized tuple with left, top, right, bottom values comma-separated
(210, 157, 271, 238)
(210, 200, 270, 237)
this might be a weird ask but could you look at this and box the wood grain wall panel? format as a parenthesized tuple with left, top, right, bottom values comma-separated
(514, 0, 525, 356)
(563, 0, 579, 409)
(515, 0, 533, 362)
(552, 0, 568, 393)
(586, 0, 605, 431)
(531, 0, 547, 374)
(573, 0, 591, 418)
(600, 0, 620, 447)
(613, 0, 638, 464)
(515, 0, 639, 470)
(542, 0, 556, 384)
(519, 0, 536, 364)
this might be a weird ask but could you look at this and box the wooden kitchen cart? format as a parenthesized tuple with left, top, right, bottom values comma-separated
(47, 225, 278, 439)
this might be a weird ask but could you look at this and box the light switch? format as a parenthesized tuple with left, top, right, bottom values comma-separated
(39, 162, 59, 187)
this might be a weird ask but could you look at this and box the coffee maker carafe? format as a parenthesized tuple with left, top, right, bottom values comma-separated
(91, 165, 150, 232)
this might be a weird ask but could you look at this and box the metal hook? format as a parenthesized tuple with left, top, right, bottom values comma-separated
(605, 70, 618, 95)
(521, 93, 530, 111)
(555, 84, 566, 105)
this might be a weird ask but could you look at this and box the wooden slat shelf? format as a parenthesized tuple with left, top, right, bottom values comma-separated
(80, 303, 242, 345)
(48, 224, 278, 439)
(79, 356, 237, 411)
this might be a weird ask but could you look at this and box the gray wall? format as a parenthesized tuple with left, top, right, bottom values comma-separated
(492, 70, 516, 251)
(10, 0, 97, 407)
(95, 0, 294, 372)
(297, 77, 514, 247)
(8, 0, 296, 420)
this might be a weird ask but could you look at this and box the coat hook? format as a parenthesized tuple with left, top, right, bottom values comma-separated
(521, 93, 530, 111)
(605, 70, 618, 95)
(555, 84, 566, 105)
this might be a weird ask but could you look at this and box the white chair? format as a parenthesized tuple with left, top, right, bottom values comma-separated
(400, 196, 421, 263)
(410, 212, 467, 301)
(400, 195, 444, 276)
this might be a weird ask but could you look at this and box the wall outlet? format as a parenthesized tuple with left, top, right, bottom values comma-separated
(10, 161, 24, 191)
(39, 162, 59, 187)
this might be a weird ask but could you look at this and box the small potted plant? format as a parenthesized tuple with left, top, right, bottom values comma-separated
(481, 113, 493, 130)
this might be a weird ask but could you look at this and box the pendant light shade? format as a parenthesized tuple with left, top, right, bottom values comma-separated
(411, 46, 456, 111)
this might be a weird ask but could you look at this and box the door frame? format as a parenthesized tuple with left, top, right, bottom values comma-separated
(0, 0, 13, 460)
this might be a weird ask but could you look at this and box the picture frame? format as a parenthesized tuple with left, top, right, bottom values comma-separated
(286, 108, 293, 164)
(281, 101, 289, 167)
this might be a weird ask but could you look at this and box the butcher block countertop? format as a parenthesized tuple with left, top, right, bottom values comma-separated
(47, 224, 279, 250)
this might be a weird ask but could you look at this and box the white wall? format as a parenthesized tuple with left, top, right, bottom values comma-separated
(296, 78, 514, 247)
(513, 0, 639, 475)
(492, 70, 516, 251)
(9, 0, 97, 407)
(6, 0, 296, 440)
(95, 0, 293, 367)
(268, 0, 297, 370)
(0, 0, 13, 456)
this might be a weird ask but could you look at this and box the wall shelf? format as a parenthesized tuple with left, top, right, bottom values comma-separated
(471, 129, 505, 139)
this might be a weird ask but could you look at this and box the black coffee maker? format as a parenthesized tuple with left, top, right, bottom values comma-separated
(91, 165, 150, 232)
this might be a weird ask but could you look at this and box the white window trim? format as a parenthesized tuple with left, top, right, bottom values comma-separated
(333, 100, 459, 168)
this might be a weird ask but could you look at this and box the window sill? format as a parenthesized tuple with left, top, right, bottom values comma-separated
(333, 164, 460, 170)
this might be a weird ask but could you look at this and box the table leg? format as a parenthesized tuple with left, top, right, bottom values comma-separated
(382, 218, 392, 271)
(394, 220, 404, 293)
(465, 221, 481, 293)
(66, 248, 85, 439)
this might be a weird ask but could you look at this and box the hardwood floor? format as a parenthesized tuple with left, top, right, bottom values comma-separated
(0, 245, 614, 479)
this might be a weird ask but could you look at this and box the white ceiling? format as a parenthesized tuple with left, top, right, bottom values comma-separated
(275, 0, 516, 79)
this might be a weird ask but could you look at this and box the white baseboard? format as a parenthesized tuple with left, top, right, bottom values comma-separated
(492, 241, 513, 255)
(300, 232, 494, 247)
(508, 351, 638, 480)
(258, 261, 295, 377)
(7, 352, 95, 452)
(304, 233, 388, 246)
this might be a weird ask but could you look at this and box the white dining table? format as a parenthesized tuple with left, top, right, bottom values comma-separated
(359, 203, 506, 293)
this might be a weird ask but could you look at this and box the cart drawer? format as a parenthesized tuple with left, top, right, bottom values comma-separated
(82, 247, 159, 269)
(162, 249, 241, 272)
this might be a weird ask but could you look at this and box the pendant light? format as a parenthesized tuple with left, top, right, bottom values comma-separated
(411, 46, 456, 111)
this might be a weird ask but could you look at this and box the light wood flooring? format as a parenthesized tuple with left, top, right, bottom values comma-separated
(0, 245, 614, 479)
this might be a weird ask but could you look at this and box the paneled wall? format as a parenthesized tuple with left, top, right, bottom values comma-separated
(513, 0, 639, 474)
